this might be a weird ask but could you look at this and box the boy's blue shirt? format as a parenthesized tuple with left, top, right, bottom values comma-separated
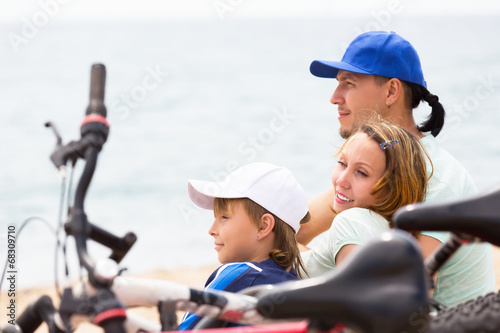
(178, 258, 298, 330)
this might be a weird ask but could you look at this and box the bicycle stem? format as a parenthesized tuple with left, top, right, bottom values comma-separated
(424, 232, 474, 288)
(71, 145, 100, 278)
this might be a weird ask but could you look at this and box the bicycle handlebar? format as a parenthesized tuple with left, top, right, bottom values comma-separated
(45, 64, 132, 333)
(86, 63, 107, 118)
(13, 296, 57, 333)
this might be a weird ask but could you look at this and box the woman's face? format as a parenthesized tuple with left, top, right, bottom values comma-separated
(331, 132, 386, 213)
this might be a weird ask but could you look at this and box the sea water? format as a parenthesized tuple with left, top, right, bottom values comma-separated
(1, 15, 500, 288)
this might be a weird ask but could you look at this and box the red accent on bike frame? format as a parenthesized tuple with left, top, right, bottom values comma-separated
(81, 114, 110, 127)
(93, 308, 127, 325)
(219, 310, 244, 322)
(168, 321, 344, 333)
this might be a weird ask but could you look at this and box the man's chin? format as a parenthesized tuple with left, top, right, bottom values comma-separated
(339, 128, 353, 139)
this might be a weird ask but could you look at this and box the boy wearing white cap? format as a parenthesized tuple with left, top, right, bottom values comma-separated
(178, 162, 310, 330)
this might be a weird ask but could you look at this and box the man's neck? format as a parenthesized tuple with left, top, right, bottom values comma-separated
(385, 106, 424, 139)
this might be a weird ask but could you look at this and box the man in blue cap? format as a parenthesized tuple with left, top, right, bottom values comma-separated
(297, 31, 495, 307)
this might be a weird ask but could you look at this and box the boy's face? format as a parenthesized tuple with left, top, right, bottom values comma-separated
(208, 200, 260, 264)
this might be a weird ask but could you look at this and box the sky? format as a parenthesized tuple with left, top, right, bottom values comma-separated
(2, 0, 500, 23)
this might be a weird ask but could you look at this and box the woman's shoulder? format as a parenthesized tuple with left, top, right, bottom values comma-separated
(336, 207, 384, 220)
(333, 208, 389, 231)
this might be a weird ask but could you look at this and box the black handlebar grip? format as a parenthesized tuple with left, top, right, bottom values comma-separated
(86, 63, 107, 117)
(14, 295, 57, 333)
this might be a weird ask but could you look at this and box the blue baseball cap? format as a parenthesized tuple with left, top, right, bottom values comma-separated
(310, 31, 427, 88)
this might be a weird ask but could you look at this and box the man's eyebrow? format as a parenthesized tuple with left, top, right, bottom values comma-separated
(337, 72, 358, 81)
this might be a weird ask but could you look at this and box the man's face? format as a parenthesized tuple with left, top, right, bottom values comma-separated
(331, 70, 388, 139)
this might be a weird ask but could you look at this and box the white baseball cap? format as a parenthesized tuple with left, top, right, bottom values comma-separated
(187, 162, 309, 233)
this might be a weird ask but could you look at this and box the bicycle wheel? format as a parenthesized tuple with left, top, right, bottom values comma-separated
(427, 291, 500, 333)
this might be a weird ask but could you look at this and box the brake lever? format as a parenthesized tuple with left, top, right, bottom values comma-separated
(45, 121, 63, 147)
(45, 121, 70, 177)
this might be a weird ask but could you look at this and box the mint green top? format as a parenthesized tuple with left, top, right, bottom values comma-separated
(419, 134, 495, 307)
(301, 208, 390, 274)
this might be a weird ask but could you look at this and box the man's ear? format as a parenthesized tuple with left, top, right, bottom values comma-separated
(386, 78, 403, 106)
(257, 213, 275, 240)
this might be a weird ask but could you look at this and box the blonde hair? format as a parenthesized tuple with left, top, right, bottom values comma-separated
(214, 197, 310, 278)
(336, 118, 431, 226)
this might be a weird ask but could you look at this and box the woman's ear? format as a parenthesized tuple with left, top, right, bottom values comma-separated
(257, 213, 275, 240)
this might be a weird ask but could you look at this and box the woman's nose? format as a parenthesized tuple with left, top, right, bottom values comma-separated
(335, 171, 350, 189)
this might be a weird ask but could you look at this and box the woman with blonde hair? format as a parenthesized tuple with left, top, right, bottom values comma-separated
(301, 119, 429, 272)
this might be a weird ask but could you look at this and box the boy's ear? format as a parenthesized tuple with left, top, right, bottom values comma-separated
(257, 213, 275, 240)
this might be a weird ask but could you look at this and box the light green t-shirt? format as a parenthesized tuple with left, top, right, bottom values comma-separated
(301, 208, 390, 276)
(419, 134, 495, 307)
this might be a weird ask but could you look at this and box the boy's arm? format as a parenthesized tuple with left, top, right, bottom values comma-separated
(296, 187, 337, 246)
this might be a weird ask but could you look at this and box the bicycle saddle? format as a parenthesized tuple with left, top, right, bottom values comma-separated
(256, 230, 429, 333)
(393, 184, 500, 246)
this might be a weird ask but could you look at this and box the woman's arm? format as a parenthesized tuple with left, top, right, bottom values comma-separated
(337, 235, 439, 294)
(335, 244, 358, 265)
(296, 187, 337, 245)
(418, 234, 440, 293)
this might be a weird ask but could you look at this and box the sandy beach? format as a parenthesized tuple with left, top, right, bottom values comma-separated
(2, 247, 500, 333)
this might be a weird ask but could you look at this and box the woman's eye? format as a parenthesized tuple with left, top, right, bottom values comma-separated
(356, 170, 368, 177)
(337, 160, 347, 167)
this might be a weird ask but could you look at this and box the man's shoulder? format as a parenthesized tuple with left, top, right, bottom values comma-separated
(420, 134, 477, 201)
(420, 134, 459, 164)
